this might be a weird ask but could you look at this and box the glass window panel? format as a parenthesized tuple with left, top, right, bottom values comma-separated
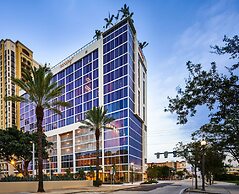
(93, 60, 98, 69)
(66, 116, 74, 125)
(75, 78, 82, 87)
(93, 99, 99, 107)
(75, 69, 82, 78)
(66, 65, 73, 75)
(75, 87, 82, 96)
(75, 96, 82, 105)
(83, 63, 92, 74)
(66, 73, 74, 83)
(93, 49, 98, 59)
(75, 60, 82, 70)
(93, 69, 98, 79)
(93, 79, 98, 88)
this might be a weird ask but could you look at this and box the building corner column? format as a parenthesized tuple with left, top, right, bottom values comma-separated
(73, 129, 76, 174)
(57, 134, 61, 173)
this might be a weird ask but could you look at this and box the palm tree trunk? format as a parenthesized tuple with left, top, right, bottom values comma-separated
(95, 129, 100, 186)
(36, 106, 45, 192)
(23, 160, 30, 177)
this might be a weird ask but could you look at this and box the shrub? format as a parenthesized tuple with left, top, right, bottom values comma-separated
(0, 174, 87, 182)
(215, 174, 239, 181)
(0, 175, 36, 182)
(140, 179, 158, 184)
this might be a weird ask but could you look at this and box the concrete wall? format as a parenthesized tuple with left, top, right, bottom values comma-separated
(0, 180, 93, 193)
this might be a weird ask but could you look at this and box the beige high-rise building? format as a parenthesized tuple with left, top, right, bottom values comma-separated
(0, 39, 39, 176)
(0, 39, 37, 129)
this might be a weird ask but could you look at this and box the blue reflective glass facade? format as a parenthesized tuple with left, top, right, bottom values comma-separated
(20, 49, 99, 132)
(19, 18, 146, 182)
(103, 20, 143, 178)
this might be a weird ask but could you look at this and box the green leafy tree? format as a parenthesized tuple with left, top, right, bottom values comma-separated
(79, 106, 114, 186)
(203, 146, 226, 185)
(0, 127, 32, 176)
(176, 171, 184, 179)
(166, 36, 239, 163)
(0, 127, 52, 177)
(161, 166, 171, 179)
(146, 165, 158, 180)
(6, 65, 69, 192)
(175, 141, 201, 189)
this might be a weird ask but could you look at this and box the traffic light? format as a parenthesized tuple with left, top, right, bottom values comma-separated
(164, 151, 168, 158)
(173, 151, 177, 157)
(156, 153, 160, 159)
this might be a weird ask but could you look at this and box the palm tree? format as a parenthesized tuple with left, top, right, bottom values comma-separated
(119, 4, 130, 20)
(79, 106, 115, 186)
(93, 30, 102, 40)
(104, 13, 114, 29)
(6, 64, 69, 192)
(139, 41, 149, 49)
(114, 12, 120, 23)
(119, 4, 134, 23)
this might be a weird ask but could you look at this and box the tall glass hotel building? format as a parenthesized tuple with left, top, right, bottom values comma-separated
(20, 18, 147, 182)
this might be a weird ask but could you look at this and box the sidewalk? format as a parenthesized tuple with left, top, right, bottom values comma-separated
(184, 187, 229, 194)
(16, 182, 141, 194)
(184, 181, 238, 194)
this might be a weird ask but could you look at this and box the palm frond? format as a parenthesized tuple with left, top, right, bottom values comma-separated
(79, 106, 115, 133)
(47, 107, 62, 116)
(5, 95, 29, 103)
(44, 85, 64, 102)
(50, 101, 71, 108)
(11, 77, 30, 94)
(79, 120, 94, 129)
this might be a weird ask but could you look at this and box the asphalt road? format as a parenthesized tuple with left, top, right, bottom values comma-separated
(106, 180, 191, 194)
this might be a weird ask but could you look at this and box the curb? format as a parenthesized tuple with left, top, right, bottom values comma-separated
(184, 189, 223, 194)
(179, 187, 189, 194)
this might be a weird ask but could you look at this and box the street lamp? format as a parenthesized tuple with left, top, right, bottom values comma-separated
(10, 160, 15, 166)
(30, 141, 35, 178)
(130, 162, 134, 184)
(201, 139, 207, 191)
(144, 164, 148, 181)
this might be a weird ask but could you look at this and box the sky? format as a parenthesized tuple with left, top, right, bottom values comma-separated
(1, 0, 239, 163)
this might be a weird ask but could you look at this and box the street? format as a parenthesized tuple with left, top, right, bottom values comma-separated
(109, 180, 190, 194)
(11, 180, 238, 194)
(80, 180, 191, 194)
(78, 180, 239, 194)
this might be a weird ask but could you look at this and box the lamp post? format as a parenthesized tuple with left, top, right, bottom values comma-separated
(144, 164, 148, 181)
(30, 141, 35, 178)
(201, 139, 207, 191)
(130, 162, 134, 184)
